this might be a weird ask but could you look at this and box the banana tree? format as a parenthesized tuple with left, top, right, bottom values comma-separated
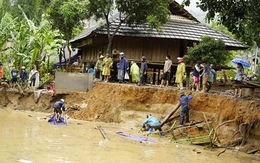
(8, 11, 63, 77)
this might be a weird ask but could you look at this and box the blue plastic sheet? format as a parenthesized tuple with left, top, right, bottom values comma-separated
(47, 114, 66, 125)
(116, 131, 158, 143)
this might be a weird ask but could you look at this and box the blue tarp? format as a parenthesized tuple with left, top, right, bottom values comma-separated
(53, 52, 80, 69)
(47, 114, 66, 125)
(116, 131, 158, 143)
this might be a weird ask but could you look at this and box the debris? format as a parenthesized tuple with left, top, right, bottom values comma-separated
(97, 125, 109, 140)
(247, 148, 260, 154)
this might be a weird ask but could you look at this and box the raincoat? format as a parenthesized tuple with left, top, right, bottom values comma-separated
(119, 56, 129, 81)
(180, 95, 193, 111)
(175, 62, 186, 83)
(102, 57, 113, 76)
(29, 69, 39, 87)
(95, 59, 103, 71)
(142, 115, 161, 127)
(130, 63, 140, 82)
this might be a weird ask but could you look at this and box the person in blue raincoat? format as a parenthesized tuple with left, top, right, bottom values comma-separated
(118, 52, 129, 83)
(142, 114, 162, 132)
(179, 92, 193, 126)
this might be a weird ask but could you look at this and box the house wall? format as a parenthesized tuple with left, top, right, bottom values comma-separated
(80, 35, 188, 64)
(77, 35, 191, 86)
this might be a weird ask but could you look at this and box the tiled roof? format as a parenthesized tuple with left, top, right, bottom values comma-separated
(71, 15, 248, 50)
(71, 1, 248, 50)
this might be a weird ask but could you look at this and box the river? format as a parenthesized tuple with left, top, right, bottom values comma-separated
(0, 108, 258, 163)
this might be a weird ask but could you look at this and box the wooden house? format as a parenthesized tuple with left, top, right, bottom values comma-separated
(70, 1, 248, 85)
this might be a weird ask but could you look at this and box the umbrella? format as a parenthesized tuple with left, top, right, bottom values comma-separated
(231, 58, 250, 68)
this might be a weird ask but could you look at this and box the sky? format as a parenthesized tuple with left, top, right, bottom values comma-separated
(175, 0, 207, 22)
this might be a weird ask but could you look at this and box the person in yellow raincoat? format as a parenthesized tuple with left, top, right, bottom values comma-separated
(175, 57, 186, 89)
(102, 53, 113, 82)
(130, 61, 140, 83)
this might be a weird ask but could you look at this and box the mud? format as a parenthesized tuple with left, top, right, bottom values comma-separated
(0, 109, 259, 163)
(1, 83, 260, 154)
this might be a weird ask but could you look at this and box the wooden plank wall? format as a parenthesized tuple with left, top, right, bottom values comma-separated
(81, 35, 187, 64)
(112, 36, 181, 63)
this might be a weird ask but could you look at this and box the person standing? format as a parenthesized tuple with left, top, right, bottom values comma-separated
(192, 61, 202, 92)
(130, 61, 140, 83)
(138, 56, 148, 86)
(53, 99, 66, 122)
(205, 64, 216, 92)
(160, 55, 172, 87)
(29, 67, 38, 87)
(234, 63, 244, 98)
(10, 66, 19, 88)
(112, 47, 120, 59)
(20, 66, 27, 86)
(95, 55, 104, 80)
(175, 57, 186, 89)
(102, 53, 113, 82)
(179, 92, 193, 126)
(0, 63, 3, 78)
(118, 52, 129, 83)
(200, 61, 210, 93)
(1, 77, 9, 91)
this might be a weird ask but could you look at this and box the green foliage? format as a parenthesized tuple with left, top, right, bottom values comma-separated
(225, 69, 236, 80)
(87, 0, 171, 53)
(255, 74, 260, 81)
(0, 7, 16, 52)
(2, 0, 43, 25)
(0, 10, 63, 80)
(181, 0, 260, 47)
(45, 0, 88, 40)
(44, 0, 89, 68)
(184, 36, 234, 66)
(210, 20, 235, 39)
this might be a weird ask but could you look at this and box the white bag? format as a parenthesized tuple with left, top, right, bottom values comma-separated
(124, 73, 129, 80)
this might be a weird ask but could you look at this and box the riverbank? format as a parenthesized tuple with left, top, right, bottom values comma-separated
(1, 82, 260, 156)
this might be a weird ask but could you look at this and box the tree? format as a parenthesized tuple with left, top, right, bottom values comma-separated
(44, 0, 88, 68)
(87, 0, 171, 54)
(184, 36, 234, 66)
(210, 20, 234, 39)
(0, 7, 15, 51)
(2, 0, 43, 25)
(181, 0, 260, 47)
(3, 11, 63, 79)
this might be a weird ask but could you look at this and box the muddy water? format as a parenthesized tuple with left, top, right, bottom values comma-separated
(0, 109, 258, 163)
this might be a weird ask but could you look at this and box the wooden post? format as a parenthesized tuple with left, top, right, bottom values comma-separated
(164, 115, 180, 124)
(161, 102, 181, 127)
(157, 69, 161, 85)
(153, 68, 156, 85)
(97, 125, 109, 140)
(186, 68, 191, 88)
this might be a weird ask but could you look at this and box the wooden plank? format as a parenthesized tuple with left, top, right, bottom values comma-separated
(232, 84, 256, 88)
(242, 80, 260, 88)
(97, 125, 109, 140)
